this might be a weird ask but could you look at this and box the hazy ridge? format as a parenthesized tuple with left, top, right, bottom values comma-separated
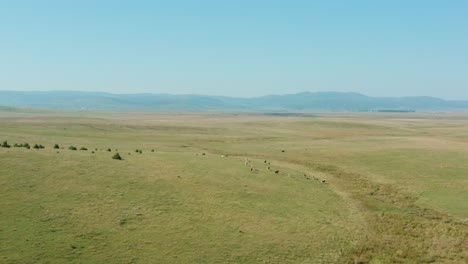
(1, 91, 467, 111)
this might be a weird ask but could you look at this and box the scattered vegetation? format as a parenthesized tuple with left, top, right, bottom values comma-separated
(68, 146, 77, 151)
(13, 143, 32, 148)
(80, 147, 88, 151)
(33, 144, 44, 149)
(53, 144, 60, 149)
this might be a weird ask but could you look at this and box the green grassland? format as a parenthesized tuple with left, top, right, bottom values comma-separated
(0, 111, 467, 263)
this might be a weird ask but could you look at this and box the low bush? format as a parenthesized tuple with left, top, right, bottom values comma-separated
(69, 146, 77, 150)
(2, 140, 10, 148)
(80, 147, 88, 151)
(112, 152, 122, 160)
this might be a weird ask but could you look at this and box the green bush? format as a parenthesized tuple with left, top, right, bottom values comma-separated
(80, 147, 88, 151)
(33, 144, 40, 149)
(53, 144, 60, 149)
(69, 146, 77, 150)
(112, 152, 122, 160)
(2, 140, 10, 148)
(107, 148, 112, 152)
(24, 143, 30, 149)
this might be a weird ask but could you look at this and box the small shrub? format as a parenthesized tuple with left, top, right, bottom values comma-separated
(151, 149, 154, 152)
(69, 146, 77, 150)
(38, 144, 45, 149)
(139, 150, 142, 154)
(53, 144, 60, 149)
(107, 148, 111, 152)
(112, 152, 122, 160)
(33, 144, 40, 149)
(24, 143, 30, 149)
(135, 149, 139, 153)
(80, 147, 88, 151)
(2, 140, 10, 148)
(91, 151, 95, 154)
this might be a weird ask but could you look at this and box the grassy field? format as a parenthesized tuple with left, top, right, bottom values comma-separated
(0, 111, 467, 263)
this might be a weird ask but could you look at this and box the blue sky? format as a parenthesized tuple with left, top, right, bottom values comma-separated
(1, 1, 467, 99)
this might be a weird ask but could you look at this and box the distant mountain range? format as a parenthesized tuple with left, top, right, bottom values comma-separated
(0, 91, 467, 112)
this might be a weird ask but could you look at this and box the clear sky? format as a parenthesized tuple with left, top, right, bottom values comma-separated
(1, 1, 467, 99)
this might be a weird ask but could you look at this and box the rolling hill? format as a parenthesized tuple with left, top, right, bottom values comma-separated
(0, 91, 467, 111)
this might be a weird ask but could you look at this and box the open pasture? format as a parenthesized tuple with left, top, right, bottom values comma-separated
(0, 111, 467, 263)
